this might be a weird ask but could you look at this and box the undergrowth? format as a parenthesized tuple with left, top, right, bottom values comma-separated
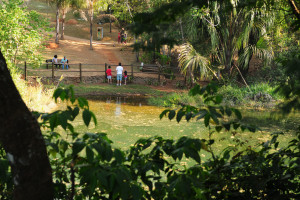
(148, 83, 283, 108)
(11, 68, 55, 112)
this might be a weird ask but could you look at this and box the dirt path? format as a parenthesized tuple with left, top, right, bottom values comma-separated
(43, 34, 137, 66)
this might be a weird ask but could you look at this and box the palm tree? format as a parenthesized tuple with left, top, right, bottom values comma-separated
(198, 0, 274, 77)
(178, 42, 216, 83)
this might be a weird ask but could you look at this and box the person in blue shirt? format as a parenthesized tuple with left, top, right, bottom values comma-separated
(61, 56, 68, 69)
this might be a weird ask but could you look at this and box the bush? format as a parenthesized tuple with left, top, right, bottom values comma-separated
(217, 83, 282, 106)
(148, 92, 202, 107)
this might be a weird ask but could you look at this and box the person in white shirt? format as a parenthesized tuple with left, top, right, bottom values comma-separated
(116, 62, 123, 86)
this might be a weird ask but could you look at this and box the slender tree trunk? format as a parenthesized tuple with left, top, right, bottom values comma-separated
(61, 9, 66, 40)
(55, 6, 60, 44)
(0, 51, 53, 199)
(288, 0, 300, 20)
(89, 1, 94, 50)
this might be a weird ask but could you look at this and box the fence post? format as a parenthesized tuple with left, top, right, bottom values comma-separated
(131, 64, 134, 78)
(52, 62, 54, 80)
(105, 63, 107, 81)
(79, 63, 82, 83)
(24, 61, 27, 81)
(158, 66, 160, 83)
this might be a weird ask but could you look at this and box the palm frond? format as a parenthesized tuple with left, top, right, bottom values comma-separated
(178, 43, 217, 80)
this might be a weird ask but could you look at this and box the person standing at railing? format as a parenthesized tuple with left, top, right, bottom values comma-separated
(123, 70, 127, 85)
(116, 62, 123, 86)
(106, 65, 112, 84)
(61, 56, 68, 70)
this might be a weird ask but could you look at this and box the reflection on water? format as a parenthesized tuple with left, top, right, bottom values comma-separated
(115, 97, 121, 116)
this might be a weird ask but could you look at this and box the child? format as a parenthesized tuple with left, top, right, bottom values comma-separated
(124, 70, 128, 85)
(106, 65, 112, 84)
(118, 32, 121, 44)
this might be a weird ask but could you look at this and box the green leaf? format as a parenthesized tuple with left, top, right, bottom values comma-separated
(160, 109, 170, 119)
(83, 109, 91, 127)
(168, 110, 176, 120)
(72, 107, 79, 119)
(49, 114, 58, 131)
(86, 146, 94, 162)
(114, 149, 125, 163)
(72, 139, 85, 156)
(247, 125, 256, 132)
(185, 112, 193, 122)
(204, 114, 210, 127)
(176, 109, 185, 123)
(58, 111, 68, 130)
(216, 126, 223, 132)
(233, 123, 240, 130)
(90, 111, 97, 126)
(210, 110, 220, 125)
(196, 109, 208, 120)
(225, 107, 232, 116)
(223, 123, 231, 131)
(78, 97, 89, 109)
(233, 109, 242, 120)
(53, 88, 63, 101)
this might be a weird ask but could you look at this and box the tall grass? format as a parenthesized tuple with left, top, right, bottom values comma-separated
(217, 83, 281, 106)
(148, 92, 203, 107)
(11, 69, 55, 112)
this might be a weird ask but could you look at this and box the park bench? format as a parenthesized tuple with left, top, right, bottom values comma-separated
(141, 64, 160, 73)
(46, 59, 69, 69)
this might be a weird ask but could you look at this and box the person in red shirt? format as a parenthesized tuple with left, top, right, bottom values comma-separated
(106, 65, 112, 84)
(124, 70, 128, 85)
(118, 32, 121, 44)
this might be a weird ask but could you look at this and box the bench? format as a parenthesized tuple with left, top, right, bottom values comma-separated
(46, 59, 69, 69)
(141, 64, 160, 72)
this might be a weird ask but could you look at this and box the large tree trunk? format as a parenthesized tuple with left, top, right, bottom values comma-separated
(0, 51, 53, 199)
(61, 8, 66, 40)
(55, 7, 60, 44)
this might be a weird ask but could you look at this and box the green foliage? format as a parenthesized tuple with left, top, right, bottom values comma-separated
(149, 83, 280, 107)
(148, 92, 203, 108)
(0, 83, 299, 199)
(275, 49, 300, 113)
(0, 147, 13, 199)
(0, 0, 50, 67)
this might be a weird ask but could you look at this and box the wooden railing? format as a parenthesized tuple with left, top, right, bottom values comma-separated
(22, 62, 182, 83)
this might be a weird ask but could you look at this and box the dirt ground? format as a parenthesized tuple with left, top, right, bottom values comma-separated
(41, 35, 186, 93)
(43, 34, 138, 66)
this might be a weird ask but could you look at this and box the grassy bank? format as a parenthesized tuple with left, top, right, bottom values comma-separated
(53, 83, 168, 97)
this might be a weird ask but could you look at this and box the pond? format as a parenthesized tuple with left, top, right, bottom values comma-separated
(58, 96, 298, 159)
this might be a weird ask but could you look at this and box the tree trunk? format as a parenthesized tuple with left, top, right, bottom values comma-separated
(89, 1, 94, 50)
(288, 0, 300, 20)
(0, 51, 53, 199)
(61, 9, 66, 40)
(55, 7, 60, 44)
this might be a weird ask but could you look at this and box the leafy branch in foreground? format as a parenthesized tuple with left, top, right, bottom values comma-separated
(1, 84, 299, 199)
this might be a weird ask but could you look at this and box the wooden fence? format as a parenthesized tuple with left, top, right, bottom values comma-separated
(22, 62, 183, 83)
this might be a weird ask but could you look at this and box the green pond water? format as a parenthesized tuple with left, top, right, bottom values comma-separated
(57, 96, 298, 159)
